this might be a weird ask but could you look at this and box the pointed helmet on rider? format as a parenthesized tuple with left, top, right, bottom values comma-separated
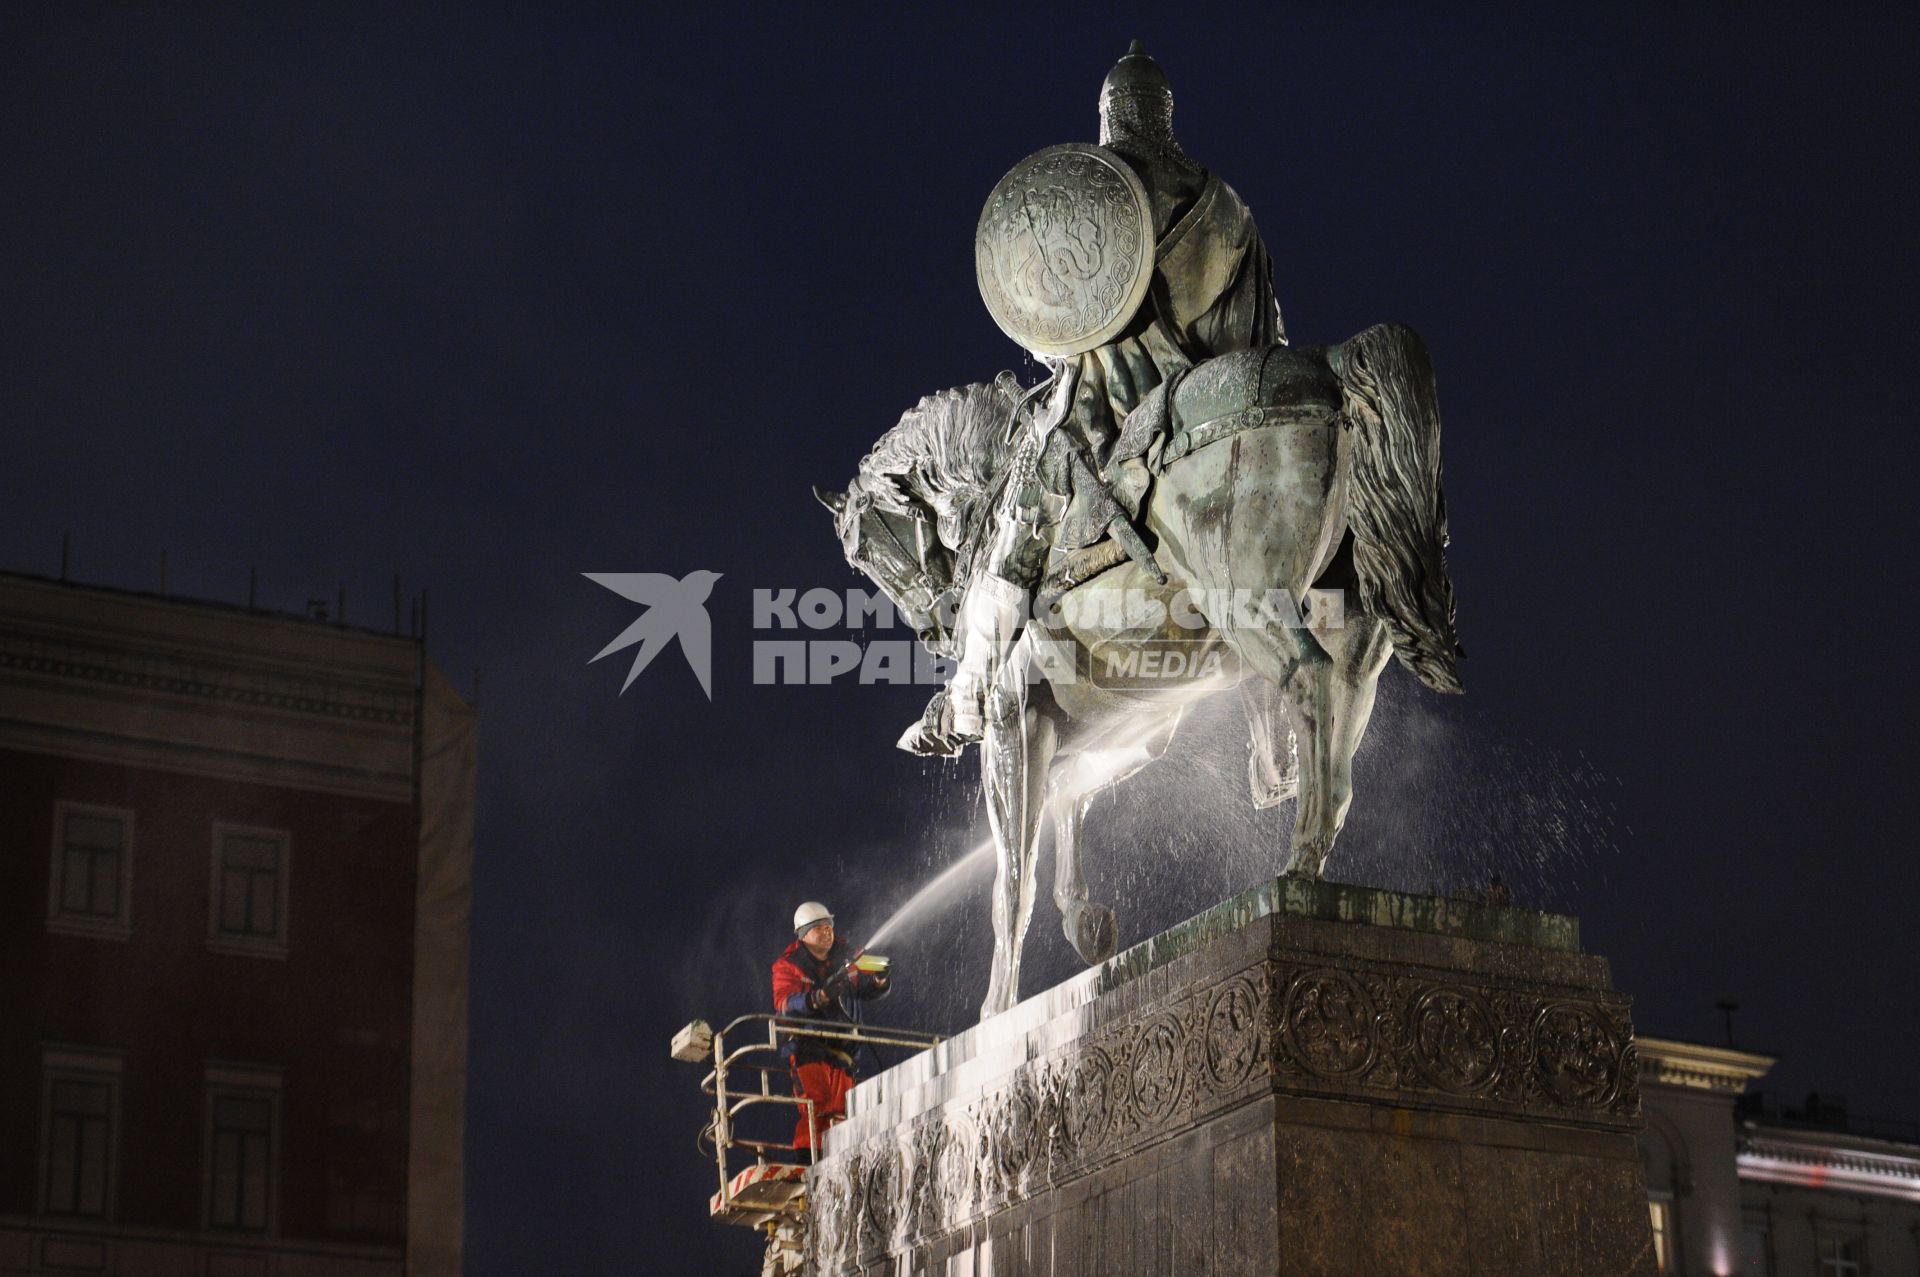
(1099, 40, 1186, 161)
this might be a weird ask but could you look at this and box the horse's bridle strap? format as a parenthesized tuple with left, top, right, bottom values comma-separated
(863, 505, 941, 612)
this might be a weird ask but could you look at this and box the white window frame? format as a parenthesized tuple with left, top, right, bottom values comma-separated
(202, 1062, 283, 1234)
(38, 1045, 125, 1220)
(1817, 1235, 1863, 1277)
(206, 823, 290, 959)
(1646, 1192, 1674, 1274)
(46, 801, 134, 941)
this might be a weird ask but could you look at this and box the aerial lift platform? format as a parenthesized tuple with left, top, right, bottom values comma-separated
(673, 1014, 943, 1273)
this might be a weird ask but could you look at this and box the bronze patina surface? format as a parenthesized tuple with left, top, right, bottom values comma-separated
(828, 46, 1460, 1020)
(975, 143, 1155, 357)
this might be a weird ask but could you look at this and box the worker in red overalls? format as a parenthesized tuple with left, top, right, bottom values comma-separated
(771, 901, 890, 1151)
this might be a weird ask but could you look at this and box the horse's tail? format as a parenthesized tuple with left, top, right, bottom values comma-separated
(1333, 322, 1464, 694)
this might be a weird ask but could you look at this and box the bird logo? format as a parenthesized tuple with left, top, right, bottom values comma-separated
(584, 571, 722, 698)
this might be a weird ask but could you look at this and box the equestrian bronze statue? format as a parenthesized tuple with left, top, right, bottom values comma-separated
(819, 44, 1463, 1019)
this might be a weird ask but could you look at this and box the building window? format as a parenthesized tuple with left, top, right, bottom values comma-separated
(39, 1046, 124, 1219)
(1647, 1196, 1672, 1274)
(206, 825, 289, 958)
(46, 803, 133, 940)
(1818, 1238, 1861, 1276)
(204, 1065, 281, 1232)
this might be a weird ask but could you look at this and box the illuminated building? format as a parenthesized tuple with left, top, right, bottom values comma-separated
(1639, 1038, 1920, 1275)
(0, 571, 473, 1276)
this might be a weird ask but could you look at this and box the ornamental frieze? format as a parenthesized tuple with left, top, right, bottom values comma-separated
(810, 967, 1271, 1273)
(1265, 962, 1639, 1120)
(809, 959, 1638, 1273)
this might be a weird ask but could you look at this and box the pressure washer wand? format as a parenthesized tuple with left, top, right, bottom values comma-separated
(830, 948, 890, 992)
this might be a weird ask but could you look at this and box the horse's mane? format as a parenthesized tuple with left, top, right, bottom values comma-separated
(857, 375, 1019, 518)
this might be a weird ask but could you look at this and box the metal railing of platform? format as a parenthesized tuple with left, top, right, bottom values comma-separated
(677, 1013, 944, 1228)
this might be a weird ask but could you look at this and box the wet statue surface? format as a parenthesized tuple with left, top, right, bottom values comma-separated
(822, 43, 1465, 1020)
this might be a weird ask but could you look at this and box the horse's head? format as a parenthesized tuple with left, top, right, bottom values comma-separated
(815, 478, 959, 655)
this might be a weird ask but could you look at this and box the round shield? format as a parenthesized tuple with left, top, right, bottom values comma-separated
(976, 143, 1155, 358)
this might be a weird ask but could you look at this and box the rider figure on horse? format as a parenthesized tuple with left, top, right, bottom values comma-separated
(913, 41, 1290, 755)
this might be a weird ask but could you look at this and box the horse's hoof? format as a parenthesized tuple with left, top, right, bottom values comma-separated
(898, 726, 964, 757)
(1250, 778, 1298, 809)
(1281, 857, 1328, 881)
(1064, 902, 1118, 965)
(1248, 749, 1298, 809)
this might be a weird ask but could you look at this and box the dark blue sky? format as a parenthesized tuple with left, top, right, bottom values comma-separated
(4, 6, 1917, 1272)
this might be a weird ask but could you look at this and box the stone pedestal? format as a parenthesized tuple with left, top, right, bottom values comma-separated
(805, 879, 1654, 1275)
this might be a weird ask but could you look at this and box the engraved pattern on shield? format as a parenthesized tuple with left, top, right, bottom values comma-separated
(976, 144, 1154, 357)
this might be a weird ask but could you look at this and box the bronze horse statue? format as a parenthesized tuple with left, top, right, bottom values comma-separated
(822, 322, 1463, 1018)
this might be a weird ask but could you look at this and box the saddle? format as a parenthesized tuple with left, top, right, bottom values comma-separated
(1041, 344, 1346, 598)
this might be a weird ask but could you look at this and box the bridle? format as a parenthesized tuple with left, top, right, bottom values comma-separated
(850, 491, 946, 618)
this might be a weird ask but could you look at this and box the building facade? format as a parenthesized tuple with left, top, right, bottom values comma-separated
(0, 572, 473, 1277)
(1639, 1038, 1920, 1275)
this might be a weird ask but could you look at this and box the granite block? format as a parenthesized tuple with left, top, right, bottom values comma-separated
(807, 877, 1653, 1275)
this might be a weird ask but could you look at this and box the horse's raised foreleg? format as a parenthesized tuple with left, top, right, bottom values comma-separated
(979, 687, 1058, 1020)
(1045, 709, 1182, 965)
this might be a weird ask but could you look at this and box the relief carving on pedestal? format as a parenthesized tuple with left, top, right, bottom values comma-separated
(1280, 969, 1379, 1080)
(1409, 986, 1500, 1095)
(810, 966, 1271, 1273)
(1204, 978, 1262, 1089)
(1267, 962, 1638, 1119)
(1063, 1046, 1113, 1157)
(1130, 1016, 1185, 1123)
(860, 1146, 898, 1249)
(903, 1120, 943, 1241)
(1531, 1000, 1627, 1108)
(811, 959, 1637, 1274)
(988, 1071, 1040, 1191)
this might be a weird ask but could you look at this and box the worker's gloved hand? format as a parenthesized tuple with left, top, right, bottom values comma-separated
(868, 973, 891, 994)
(823, 967, 854, 1000)
(806, 985, 835, 1012)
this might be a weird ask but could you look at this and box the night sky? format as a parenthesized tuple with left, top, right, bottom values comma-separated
(4, 6, 1918, 1273)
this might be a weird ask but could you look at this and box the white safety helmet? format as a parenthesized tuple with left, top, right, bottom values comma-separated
(793, 901, 834, 936)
